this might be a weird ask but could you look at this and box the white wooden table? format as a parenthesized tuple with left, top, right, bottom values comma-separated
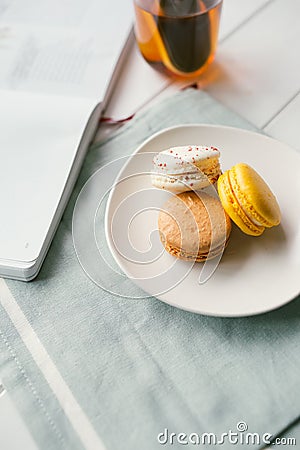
(1, 0, 300, 448)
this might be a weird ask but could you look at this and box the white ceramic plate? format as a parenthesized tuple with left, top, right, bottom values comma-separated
(105, 125, 300, 317)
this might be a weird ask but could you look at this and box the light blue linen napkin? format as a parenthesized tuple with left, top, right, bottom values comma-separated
(1, 89, 300, 450)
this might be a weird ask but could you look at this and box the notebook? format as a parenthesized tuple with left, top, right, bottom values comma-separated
(0, 0, 132, 280)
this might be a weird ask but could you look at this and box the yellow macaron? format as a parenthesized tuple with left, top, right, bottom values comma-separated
(217, 163, 281, 236)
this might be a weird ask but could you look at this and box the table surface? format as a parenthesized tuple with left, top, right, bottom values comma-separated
(101, 0, 300, 152)
(1, 0, 300, 448)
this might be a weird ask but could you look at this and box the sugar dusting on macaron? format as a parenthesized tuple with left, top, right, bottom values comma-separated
(151, 145, 221, 193)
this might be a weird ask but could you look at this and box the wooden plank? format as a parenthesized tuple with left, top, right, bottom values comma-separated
(219, 0, 273, 40)
(0, 390, 38, 450)
(264, 92, 300, 150)
(201, 0, 300, 129)
(104, 33, 170, 121)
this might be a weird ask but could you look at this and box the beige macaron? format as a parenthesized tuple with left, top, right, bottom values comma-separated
(158, 191, 231, 261)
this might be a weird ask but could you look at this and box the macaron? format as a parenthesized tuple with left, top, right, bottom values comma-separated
(151, 145, 221, 193)
(217, 163, 281, 236)
(158, 191, 231, 262)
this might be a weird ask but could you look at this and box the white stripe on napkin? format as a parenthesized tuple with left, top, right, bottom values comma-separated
(0, 278, 106, 450)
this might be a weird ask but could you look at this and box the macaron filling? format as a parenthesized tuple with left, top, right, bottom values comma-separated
(152, 167, 217, 185)
(229, 173, 265, 228)
(229, 167, 276, 228)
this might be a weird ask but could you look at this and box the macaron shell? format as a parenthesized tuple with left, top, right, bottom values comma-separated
(158, 191, 231, 260)
(162, 239, 230, 262)
(217, 172, 265, 236)
(152, 145, 221, 194)
(151, 170, 220, 193)
(152, 146, 220, 175)
(230, 163, 281, 227)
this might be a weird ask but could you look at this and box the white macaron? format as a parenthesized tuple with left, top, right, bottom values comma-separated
(151, 145, 221, 193)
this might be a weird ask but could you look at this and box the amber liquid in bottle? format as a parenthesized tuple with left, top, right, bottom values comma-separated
(134, 0, 222, 78)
